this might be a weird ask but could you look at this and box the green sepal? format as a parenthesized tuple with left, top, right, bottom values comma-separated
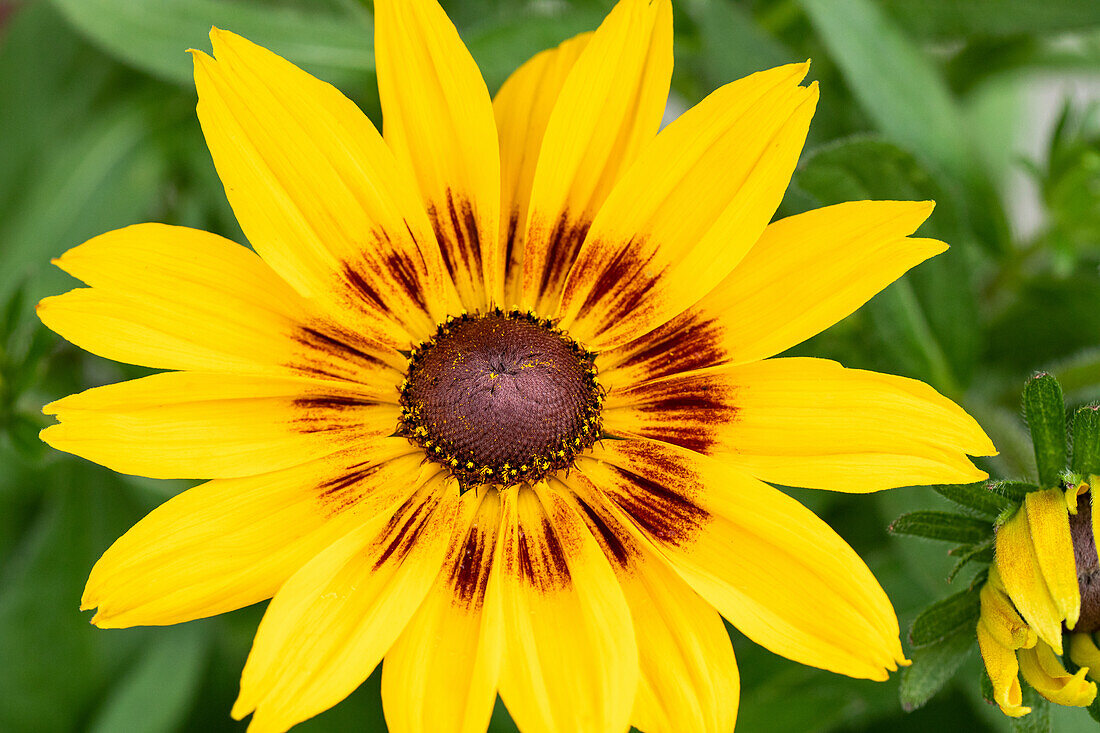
(987, 479, 1041, 503)
(899, 628, 974, 711)
(909, 587, 981, 648)
(947, 539, 994, 583)
(932, 482, 1013, 518)
(1071, 404, 1100, 476)
(889, 511, 991, 544)
(1023, 372, 1068, 489)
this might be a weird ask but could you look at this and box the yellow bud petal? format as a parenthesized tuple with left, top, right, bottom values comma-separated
(981, 569, 1037, 650)
(977, 620, 1031, 717)
(996, 506, 1066, 652)
(1069, 633, 1100, 683)
(1018, 639, 1097, 708)
(1066, 483, 1083, 515)
(1025, 489, 1080, 629)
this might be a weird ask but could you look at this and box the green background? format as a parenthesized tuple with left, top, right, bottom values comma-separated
(1, 0, 1099, 731)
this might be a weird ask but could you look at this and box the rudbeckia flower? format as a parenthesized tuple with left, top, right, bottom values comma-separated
(37, 0, 996, 731)
(980, 482, 1100, 716)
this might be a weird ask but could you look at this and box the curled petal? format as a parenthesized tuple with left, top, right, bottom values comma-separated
(977, 621, 1030, 717)
(1018, 640, 1097, 708)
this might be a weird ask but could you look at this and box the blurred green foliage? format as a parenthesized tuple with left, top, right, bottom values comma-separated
(0, 0, 1098, 731)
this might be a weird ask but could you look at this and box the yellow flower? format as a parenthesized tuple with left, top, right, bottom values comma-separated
(980, 483, 1100, 716)
(36, 1, 996, 731)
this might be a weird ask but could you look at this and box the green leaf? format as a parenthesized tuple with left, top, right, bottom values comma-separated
(0, 94, 169, 309)
(932, 483, 1012, 518)
(862, 280, 962, 397)
(946, 540, 994, 583)
(1088, 693, 1100, 725)
(1023, 373, 1068, 488)
(899, 628, 973, 711)
(5, 413, 50, 462)
(1010, 685, 1052, 733)
(879, 0, 1100, 40)
(909, 588, 981, 648)
(0, 463, 149, 732)
(889, 511, 991, 544)
(799, 0, 972, 186)
(987, 480, 1038, 503)
(0, 3, 116, 206)
(794, 137, 979, 392)
(87, 622, 212, 733)
(680, 0, 794, 92)
(988, 276, 1100, 373)
(49, 0, 374, 89)
(464, 6, 605, 93)
(1072, 405, 1100, 476)
(0, 3, 126, 316)
(980, 667, 995, 706)
(1051, 348, 1100, 406)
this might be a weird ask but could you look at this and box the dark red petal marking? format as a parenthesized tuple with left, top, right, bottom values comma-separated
(608, 373, 739, 454)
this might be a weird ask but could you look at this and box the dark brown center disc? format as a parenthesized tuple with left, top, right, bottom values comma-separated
(399, 310, 602, 492)
(1071, 491, 1100, 632)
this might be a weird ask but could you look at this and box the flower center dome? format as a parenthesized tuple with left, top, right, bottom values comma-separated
(398, 310, 602, 492)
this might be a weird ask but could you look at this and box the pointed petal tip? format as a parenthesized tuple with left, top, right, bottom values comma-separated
(921, 236, 950, 256)
(801, 80, 821, 110)
(189, 48, 214, 68)
(230, 696, 254, 721)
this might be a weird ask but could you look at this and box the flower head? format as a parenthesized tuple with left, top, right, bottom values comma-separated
(37, 0, 995, 731)
(980, 482, 1100, 716)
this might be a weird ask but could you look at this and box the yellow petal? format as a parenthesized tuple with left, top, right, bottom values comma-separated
(381, 489, 504, 733)
(577, 438, 906, 680)
(599, 201, 946, 384)
(980, 567, 1038, 650)
(1025, 489, 1080, 629)
(38, 224, 401, 377)
(233, 473, 460, 733)
(559, 477, 739, 733)
(1069, 633, 1100, 682)
(519, 0, 672, 314)
(621, 544, 739, 733)
(375, 0, 501, 308)
(494, 32, 592, 304)
(1018, 639, 1097, 707)
(976, 620, 1030, 717)
(604, 357, 995, 492)
(496, 483, 639, 733)
(557, 63, 817, 349)
(82, 441, 422, 628)
(193, 30, 448, 347)
(41, 372, 399, 479)
(996, 506, 1066, 653)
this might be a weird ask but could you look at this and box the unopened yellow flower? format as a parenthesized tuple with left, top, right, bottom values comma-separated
(37, 0, 996, 731)
(981, 483, 1100, 716)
